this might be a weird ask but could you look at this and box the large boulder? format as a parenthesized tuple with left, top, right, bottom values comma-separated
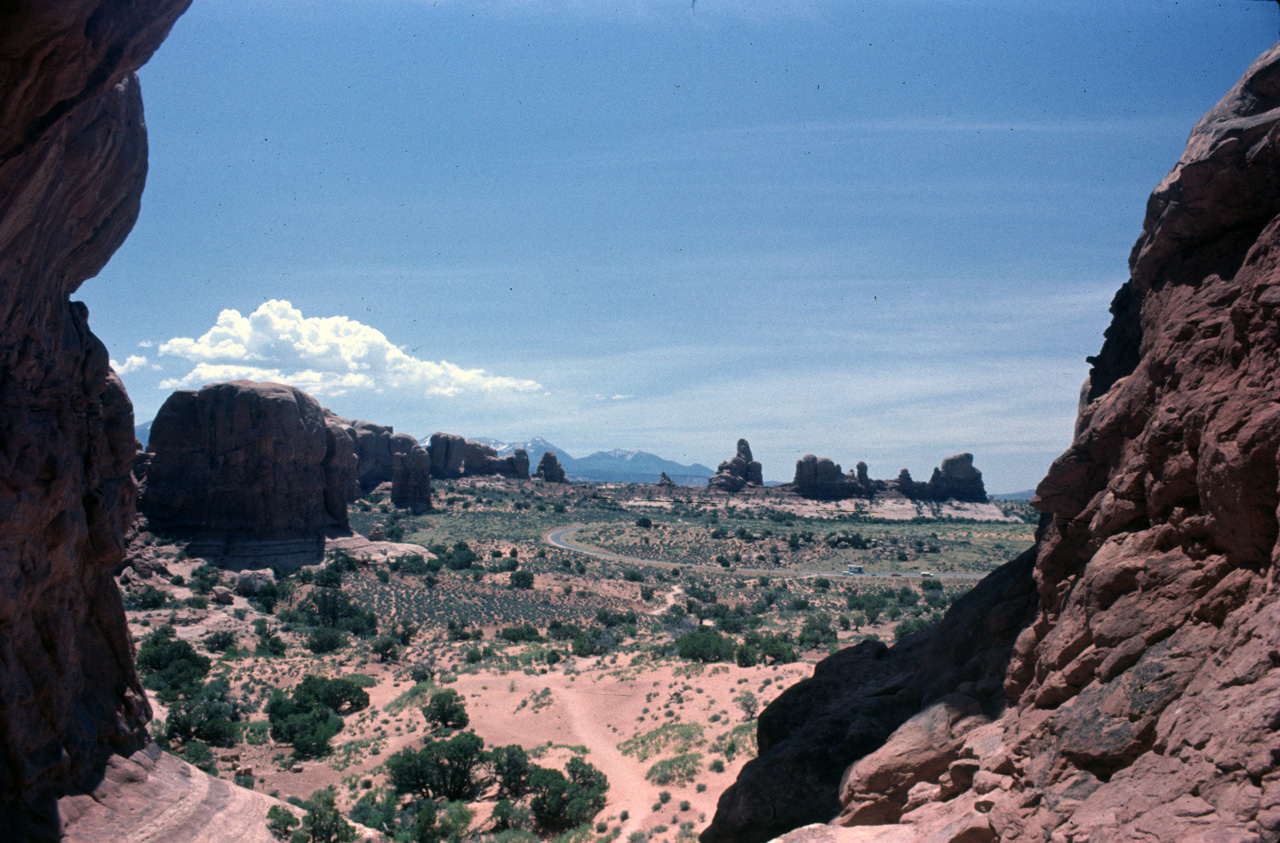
(0, 0, 192, 834)
(709, 438, 764, 492)
(138, 381, 354, 566)
(706, 43, 1280, 843)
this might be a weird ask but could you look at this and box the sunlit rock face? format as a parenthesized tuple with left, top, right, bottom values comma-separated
(0, 0, 191, 835)
(706, 42, 1280, 843)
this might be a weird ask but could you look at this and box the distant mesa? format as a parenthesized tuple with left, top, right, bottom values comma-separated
(792, 451, 987, 503)
(138, 381, 357, 569)
(535, 450, 567, 483)
(708, 438, 765, 492)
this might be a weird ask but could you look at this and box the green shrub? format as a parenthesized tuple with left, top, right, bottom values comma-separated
(306, 628, 347, 654)
(423, 689, 469, 730)
(527, 757, 608, 832)
(164, 678, 242, 747)
(136, 627, 210, 702)
(202, 629, 237, 652)
(300, 787, 355, 843)
(266, 805, 299, 840)
(492, 744, 532, 798)
(675, 627, 735, 664)
(386, 731, 486, 801)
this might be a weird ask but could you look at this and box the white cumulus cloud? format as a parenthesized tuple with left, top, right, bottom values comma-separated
(110, 354, 152, 374)
(157, 299, 541, 397)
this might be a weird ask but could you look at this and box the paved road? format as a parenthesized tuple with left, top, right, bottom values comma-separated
(544, 524, 989, 580)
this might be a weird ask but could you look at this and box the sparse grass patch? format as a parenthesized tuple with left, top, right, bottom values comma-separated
(617, 722, 704, 762)
(644, 753, 702, 786)
(384, 680, 436, 714)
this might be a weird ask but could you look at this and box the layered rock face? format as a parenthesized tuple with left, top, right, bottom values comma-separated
(709, 439, 765, 492)
(707, 43, 1280, 843)
(0, 0, 191, 833)
(536, 450, 568, 483)
(139, 381, 354, 567)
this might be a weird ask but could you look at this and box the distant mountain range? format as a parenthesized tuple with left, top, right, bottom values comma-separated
(462, 437, 715, 486)
(136, 420, 152, 448)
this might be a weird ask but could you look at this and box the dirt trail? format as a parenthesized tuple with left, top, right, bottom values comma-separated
(556, 678, 650, 832)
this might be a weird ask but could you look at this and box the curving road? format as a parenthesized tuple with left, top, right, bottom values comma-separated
(544, 523, 988, 580)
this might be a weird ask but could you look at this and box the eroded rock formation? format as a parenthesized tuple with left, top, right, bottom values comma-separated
(709, 439, 764, 492)
(924, 453, 987, 503)
(392, 441, 433, 513)
(343, 417, 395, 494)
(0, 0, 192, 834)
(707, 42, 1280, 843)
(138, 381, 353, 568)
(536, 450, 568, 483)
(428, 432, 529, 479)
(793, 454, 983, 502)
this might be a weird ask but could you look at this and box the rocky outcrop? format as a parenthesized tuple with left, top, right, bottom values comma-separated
(346, 417, 396, 493)
(658, 471, 676, 487)
(0, 0, 191, 835)
(793, 456, 886, 499)
(793, 455, 981, 502)
(428, 432, 529, 479)
(138, 381, 354, 568)
(923, 454, 986, 503)
(707, 43, 1280, 843)
(429, 432, 467, 478)
(709, 439, 764, 492)
(496, 447, 531, 479)
(536, 451, 568, 483)
(392, 441, 433, 513)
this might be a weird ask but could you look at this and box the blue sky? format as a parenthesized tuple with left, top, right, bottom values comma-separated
(84, 0, 1277, 491)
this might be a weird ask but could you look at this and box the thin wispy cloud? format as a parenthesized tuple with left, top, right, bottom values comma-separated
(157, 299, 541, 397)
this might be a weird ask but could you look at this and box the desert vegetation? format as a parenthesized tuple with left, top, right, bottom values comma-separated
(118, 478, 1033, 842)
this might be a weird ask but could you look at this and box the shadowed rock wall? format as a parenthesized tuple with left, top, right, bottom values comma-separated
(0, 0, 192, 835)
(706, 42, 1280, 843)
(138, 381, 357, 568)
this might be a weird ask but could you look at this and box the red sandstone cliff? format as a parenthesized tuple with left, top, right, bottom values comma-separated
(706, 42, 1280, 843)
(0, 1, 190, 836)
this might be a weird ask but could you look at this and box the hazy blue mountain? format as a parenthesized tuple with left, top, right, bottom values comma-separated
(561, 449, 714, 485)
(991, 489, 1036, 500)
(464, 437, 714, 485)
(136, 419, 152, 448)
